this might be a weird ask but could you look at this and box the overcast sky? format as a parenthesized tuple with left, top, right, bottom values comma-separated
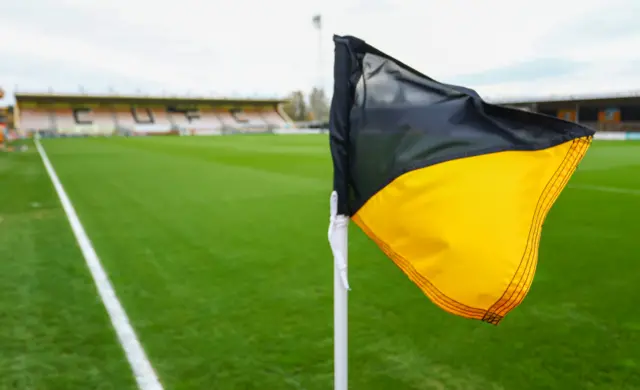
(1, 0, 639, 103)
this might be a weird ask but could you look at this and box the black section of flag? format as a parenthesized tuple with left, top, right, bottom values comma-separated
(328, 35, 595, 217)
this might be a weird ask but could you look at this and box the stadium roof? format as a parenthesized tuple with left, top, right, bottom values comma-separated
(14, 92, 288, 106)
(485, 90, 640, 105)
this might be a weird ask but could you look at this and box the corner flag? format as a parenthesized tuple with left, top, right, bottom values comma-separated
(328, 33, 593, 324)
(327, 34, 594, 390)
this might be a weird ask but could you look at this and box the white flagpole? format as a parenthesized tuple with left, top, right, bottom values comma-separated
(329, 191, 350, 390)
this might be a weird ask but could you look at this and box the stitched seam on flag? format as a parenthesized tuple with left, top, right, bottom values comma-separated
(505, 137, 591, 316)
(492, 137, 592, 319)
(352, 215, 488, 320)
(485, 139, 576, 319)
(501, 138, 591, 317)
(350, 218, 484, 317)
(495, 137, 591, 319)
(489, 138, 584, 320)
(487, 137, 592, 320)
(487, 136, 581, 323)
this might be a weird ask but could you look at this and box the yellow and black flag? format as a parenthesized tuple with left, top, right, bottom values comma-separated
(329, 35, 594, 325)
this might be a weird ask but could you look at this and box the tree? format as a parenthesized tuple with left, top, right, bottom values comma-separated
(308, 87, 330, 122)
(282, 90, 308, 122)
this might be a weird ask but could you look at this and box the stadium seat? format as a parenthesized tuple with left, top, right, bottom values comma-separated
(114, 109, 137, 132)
(190, 109, 224, 133)
(19, 108, 52, 131)
(217, 110, 239, 128)
(93, 109, 116, 132)
(241, 111, 268, 128)
(261, 111, 287, 128)
(53, 109, 78, 133)
(143, 109, 172, 133)
(229, 108, 267, 131)
(167, 110, 190, 128)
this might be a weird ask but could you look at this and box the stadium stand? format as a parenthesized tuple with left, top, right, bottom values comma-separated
(53, 108, 77, 133)
(18, 108, 52, 131)
(229, 108, 267, 131)
(494, 92, 640, 132)
(216, 110, 241, 129)
(261, 110, 289, 127)
(192, 108, 224, 133)
(14, 93, 293, 137)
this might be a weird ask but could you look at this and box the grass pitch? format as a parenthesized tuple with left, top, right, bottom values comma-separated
(1, 135, 640, 390)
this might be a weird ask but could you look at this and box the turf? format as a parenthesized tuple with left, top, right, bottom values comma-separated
(2, 135, 640, 389)
(0, 144, 137, 389)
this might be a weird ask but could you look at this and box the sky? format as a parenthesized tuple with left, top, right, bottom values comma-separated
(1, 0, 640, 104)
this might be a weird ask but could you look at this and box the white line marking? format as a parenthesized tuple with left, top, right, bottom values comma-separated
(569, 184, 640, 196)
(35, 139, 163, 390)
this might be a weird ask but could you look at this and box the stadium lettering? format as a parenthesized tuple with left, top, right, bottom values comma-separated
(230, 108, 248, 123)
(167, 106, 200, 123)
(73, 108, 93, 124)
(131, 107, 154, 124)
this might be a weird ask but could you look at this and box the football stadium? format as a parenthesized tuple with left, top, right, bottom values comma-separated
(2, 38, 640, 390)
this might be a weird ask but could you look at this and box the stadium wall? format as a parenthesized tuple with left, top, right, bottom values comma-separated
(594, 131, 640, 140)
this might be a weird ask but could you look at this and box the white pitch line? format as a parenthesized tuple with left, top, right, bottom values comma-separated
(569, 184, 640, 196)
(35, 139, 163, 390)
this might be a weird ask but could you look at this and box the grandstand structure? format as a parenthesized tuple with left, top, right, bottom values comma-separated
(494, 92, 640, 132)
(8, 90, 640, 136)
(14, 92, 293, 136)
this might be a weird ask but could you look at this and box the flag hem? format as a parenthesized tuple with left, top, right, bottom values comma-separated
(485, 136, 592, 320)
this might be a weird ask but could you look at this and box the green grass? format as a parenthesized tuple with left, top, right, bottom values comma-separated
(2, 135, 640, 389)
(0, 144, 137, 389)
